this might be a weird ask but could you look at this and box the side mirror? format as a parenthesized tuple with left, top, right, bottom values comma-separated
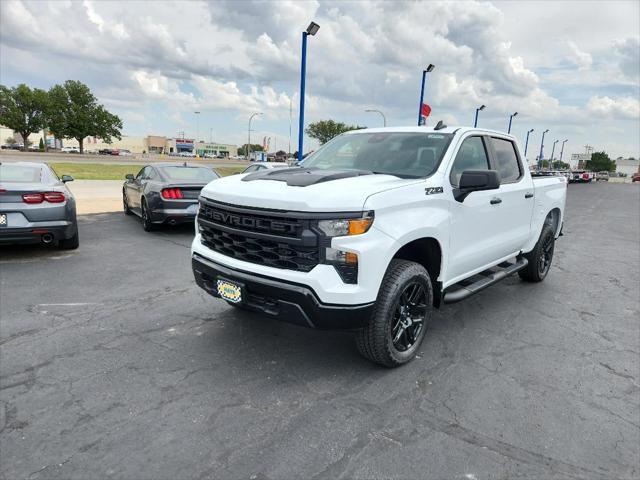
(61, 175, 74, 183)
(125, 174, 135, 181)
(454, 170, 500, 202)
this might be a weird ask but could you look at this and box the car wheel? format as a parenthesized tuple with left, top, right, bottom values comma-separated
(141, 200, 155, 231)
(355, 259, 432, 367)
(123, 191, 132, 215)
(519, 224, 555, 282)
(58, 226, 79, 250)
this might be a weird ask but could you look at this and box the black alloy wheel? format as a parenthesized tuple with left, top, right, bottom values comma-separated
(391, 282, 428, 352)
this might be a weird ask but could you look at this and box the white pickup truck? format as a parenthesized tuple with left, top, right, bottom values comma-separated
(192, 125, 567, 367)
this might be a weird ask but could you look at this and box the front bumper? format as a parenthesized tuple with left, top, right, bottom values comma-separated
(192, 253, 374, 330)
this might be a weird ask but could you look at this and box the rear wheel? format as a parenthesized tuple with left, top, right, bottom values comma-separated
(58, 226, 79, 250)
(141, 199, 155, 231)
(356, 259, 432, 367)
(519, 224, 555, 282)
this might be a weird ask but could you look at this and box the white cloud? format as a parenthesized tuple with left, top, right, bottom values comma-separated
(587, 96, 640, 120)
(567, 41, 592, 70)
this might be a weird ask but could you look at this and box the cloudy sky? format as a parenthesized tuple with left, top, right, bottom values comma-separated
(1, 0, 639, 158)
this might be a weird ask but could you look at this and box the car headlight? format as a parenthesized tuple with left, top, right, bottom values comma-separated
(317, 212, 374, 237)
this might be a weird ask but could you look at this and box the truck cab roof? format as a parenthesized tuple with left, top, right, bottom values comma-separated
(342, 126, 517, 141)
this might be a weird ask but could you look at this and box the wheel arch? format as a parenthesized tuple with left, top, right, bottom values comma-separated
(390, 236, 443, 307)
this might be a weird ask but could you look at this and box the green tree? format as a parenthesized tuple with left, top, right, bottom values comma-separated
(586, 151, 616, 172)
(552, 160, 570, 170)
(48, 80, 122, 154)
(0, 84, 49, 151)
(305, 119, 365, 145)
(238, 144, 264, 156)
(38, 138, 45, 151)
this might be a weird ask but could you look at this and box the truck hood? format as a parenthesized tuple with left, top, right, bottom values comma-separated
(200, 168, 421, 211)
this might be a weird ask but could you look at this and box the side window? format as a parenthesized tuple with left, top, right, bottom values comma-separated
(147, 168, 158, 180)
(244, 165, 257, 173)
(136, 167, 147, 180)
(490, 137, 522, 183)
(449, 136, 490, 187)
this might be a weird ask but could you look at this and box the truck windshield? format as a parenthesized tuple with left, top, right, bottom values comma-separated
(302, 132, 453, 178)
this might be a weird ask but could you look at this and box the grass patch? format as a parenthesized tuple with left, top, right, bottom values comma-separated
(48, 162, 244, 180)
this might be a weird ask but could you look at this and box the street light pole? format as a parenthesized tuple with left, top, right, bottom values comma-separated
(550, 140, 559, 166)
(538, 129, 549, 169)
(417, 64, 435, 126)
(507, 111, 518, 134)
(298, 22, 320, 161)
(559, 139, 568, 163)
(524, 128, 534, 158)
(365, 109, 386, 127)
(474, 104, 485, 128)
(247, 112, 262, 161)
(288, 97, 292, 157)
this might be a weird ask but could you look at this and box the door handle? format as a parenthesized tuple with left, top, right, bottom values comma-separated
(490, 197, 502, 205)
(525, 192, 534, 199)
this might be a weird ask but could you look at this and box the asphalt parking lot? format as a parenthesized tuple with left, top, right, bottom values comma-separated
(1, 183, 638, 479)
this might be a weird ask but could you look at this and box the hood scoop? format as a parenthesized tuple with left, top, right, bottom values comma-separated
(241, 168, 373, 187)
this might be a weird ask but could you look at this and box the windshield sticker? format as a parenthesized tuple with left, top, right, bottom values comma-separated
(427, 134, 445, 139)
(425, 187, 444, 195)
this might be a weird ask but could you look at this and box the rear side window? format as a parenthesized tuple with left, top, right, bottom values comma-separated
(490, 137, 522, 183)
(0, 165, 42, 182)
(449, 136, 490, 187)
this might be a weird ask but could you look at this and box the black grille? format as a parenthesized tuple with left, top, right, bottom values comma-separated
(198, 200, 319, 272)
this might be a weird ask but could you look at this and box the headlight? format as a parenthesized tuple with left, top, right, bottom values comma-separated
(317, 212, 374, 237)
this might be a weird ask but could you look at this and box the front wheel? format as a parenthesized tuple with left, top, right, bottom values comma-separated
(519, 224, 555, 282)
(356, 259, 432, 367)
(123, 191, 132, 215)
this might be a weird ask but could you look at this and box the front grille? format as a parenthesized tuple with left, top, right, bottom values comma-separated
(198, 199, 319, 272)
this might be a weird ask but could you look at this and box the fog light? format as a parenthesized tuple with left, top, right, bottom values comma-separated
(325, 248, 358, 284)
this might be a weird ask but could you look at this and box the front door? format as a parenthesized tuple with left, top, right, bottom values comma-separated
(446, 135, 511, 284)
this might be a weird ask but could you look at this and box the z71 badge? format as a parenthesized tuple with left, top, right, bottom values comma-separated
(425, 187, 444, 195)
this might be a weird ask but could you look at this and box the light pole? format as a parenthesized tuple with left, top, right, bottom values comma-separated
(538, 129, 549, 169)
(474, 104, 485, 128)
(365, 109, 386, 127)
(288, 97, 292, 157)
(194, 111, 200, 156)
(247, 112, 263, 161)
(559, 139, 568, 164)
(507, 111, 518, 134)
(298, 21, 320, 161)
(550, 139, 559, 167)
(417, 64, 435, 126)
(524, 128, 534, 158)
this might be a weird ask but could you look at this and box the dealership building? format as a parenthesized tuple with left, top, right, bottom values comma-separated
(1, 127, 237, 157)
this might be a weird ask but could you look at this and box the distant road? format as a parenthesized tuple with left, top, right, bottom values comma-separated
(0, 150, 250, 168)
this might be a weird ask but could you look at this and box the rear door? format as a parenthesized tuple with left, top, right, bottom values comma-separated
(486, 136, 534, 255)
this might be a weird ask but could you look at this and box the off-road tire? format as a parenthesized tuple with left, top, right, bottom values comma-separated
(356, 259, 432, 368)
(58, 227, 79, 250)
(519, 224, 555, 282)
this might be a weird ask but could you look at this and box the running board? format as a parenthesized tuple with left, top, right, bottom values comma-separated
(443, 258, 529, 304)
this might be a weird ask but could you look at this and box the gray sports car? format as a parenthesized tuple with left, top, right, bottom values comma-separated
(123, 162, 219, 231)
(0, 161, 79, 249)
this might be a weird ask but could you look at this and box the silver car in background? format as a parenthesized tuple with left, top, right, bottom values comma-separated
(0, 162, 79, 249)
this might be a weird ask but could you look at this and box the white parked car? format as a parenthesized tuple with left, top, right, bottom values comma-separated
(241, 162, 291, 174)
(60, 146, 79, 153)
(179, 151, 196, 157)
(192, 125, 567, 367)
(118, 149, 133, 156)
